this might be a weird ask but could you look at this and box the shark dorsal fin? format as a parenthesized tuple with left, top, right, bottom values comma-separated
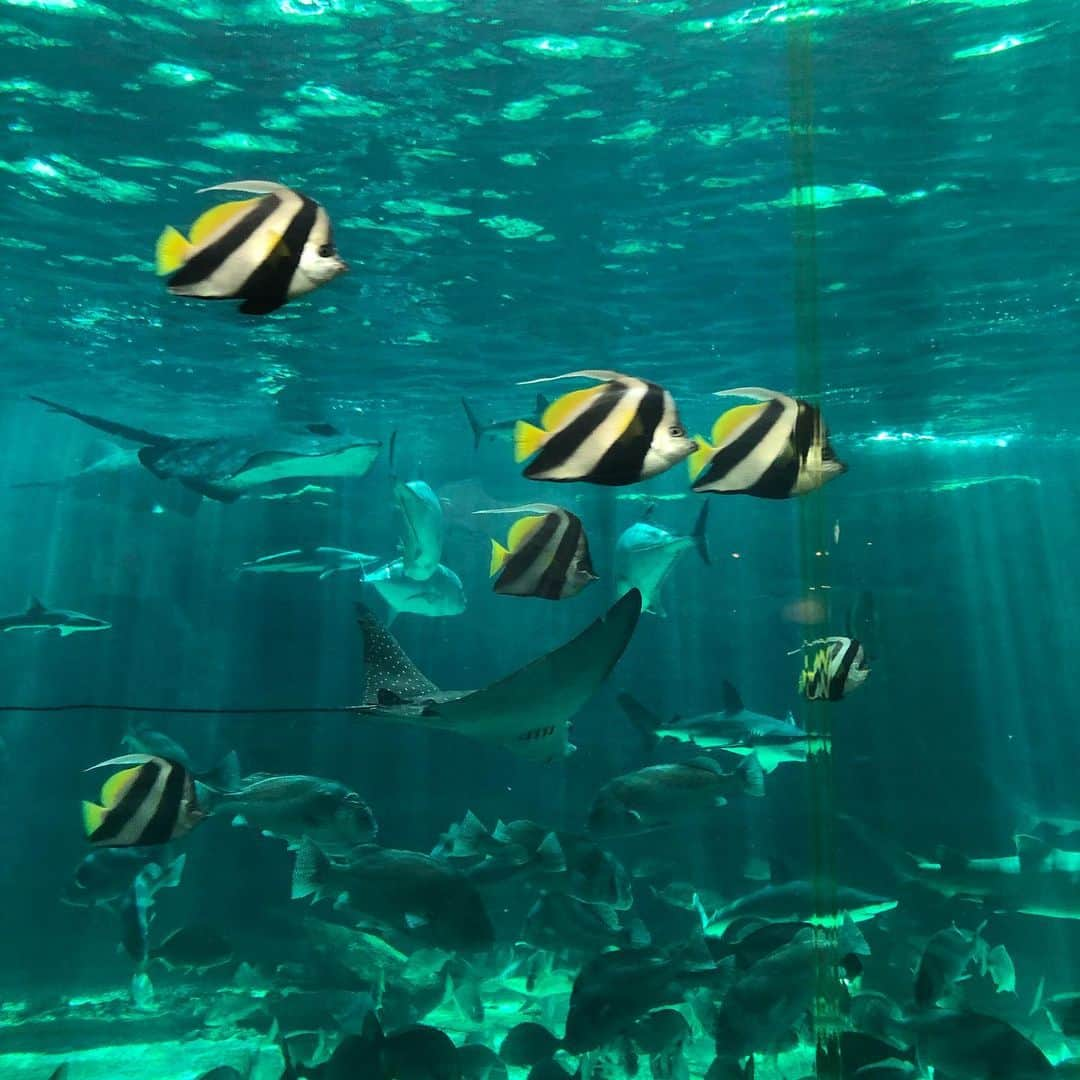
(721, 679, 743, 714)
(27, 597, 46, 615)
(1015, 833, 1055, 872)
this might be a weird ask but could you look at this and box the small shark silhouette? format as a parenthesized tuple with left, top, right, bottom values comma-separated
(0, 598, 111, 636)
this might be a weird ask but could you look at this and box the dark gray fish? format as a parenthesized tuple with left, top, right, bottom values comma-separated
(457, 1043, 507, 1080)
(563, 937, 734, 1053)
(82, 755, 205, 848)
(208, 772, 377, 859)
(62, 848, 184, 909)
(914, 925, 985, 1008)
(0, 597, 110, 636)
(30, 396, 380, 503)
(150, 925, 233, 972)
(292, 837, 494, 952)
(481, 504, 596, 601)
(587, 755, 764, 837)
(500, 1022, 562, 1067)
(156, 180, 347, 314)
(514, 371, 697, 486)
(521, 892, 649, 954)
(689, 387, 845, 498)
(900, 1009, 1053, 1079)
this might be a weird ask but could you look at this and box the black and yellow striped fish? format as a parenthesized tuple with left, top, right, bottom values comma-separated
(479, 504, 597, 600)
(799, 637, 869, 701)
(689, 387, 846, 498)
(514, 370, 698, 487)
(155, 180, 348, 315)
(82, 754, 205, 847)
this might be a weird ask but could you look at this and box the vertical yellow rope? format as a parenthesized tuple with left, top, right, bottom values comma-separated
(786, 10, 842, 1077)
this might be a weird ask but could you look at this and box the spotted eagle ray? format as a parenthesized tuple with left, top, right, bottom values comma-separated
(29, 396, 381, 503)
(355, 590, 642, 762)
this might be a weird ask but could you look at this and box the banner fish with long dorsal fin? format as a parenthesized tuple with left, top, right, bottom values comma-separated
(155, 179, 348, 314)
(478, 503, 596, 600)
(514, 371, 697, 486)
(689, 386, 846, 498)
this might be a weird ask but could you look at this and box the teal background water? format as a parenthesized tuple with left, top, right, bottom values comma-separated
(1, 0, 1078, 1077)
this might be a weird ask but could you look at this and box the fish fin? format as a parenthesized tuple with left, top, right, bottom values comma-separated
(238, 294, 286, 316)
(489, 540, 510, 577)
(627, 918, 651, 948)
(616, 692, 661, 752)
(291, 837, 331, 900)
(405, 912, 428, 929)
(536, 832, 566, 873)
(540, 385, 606, 431)
(456, 809, 491, 852)
(687, 438, 714, 481)
(711, 402, 769, 446)
(159, 853, 186, 890)
(712, 386, 786, 402)
(461, 398, 485, 449)
(721, 680, 744, 715)
(196, 179, 287, 196)
(737, 754, 766, 798)
(1015, 833, 1054, 872)
(507, 514, 547, 552)
(687, 755, 724, 774)
(690, 500, 711, 565)
(691, 893, 711, 930)
(58, 626, 76, 637)
(100, 766, 144, 807)
(513, 421, 547, 463)
(27, 597, 46, 614)
(839, 913, 870, 956)
(82, 801, 106, 836)
(195, 750, 241, 793)
(154, 225, 192, 275)
(188, 198, 258, 245)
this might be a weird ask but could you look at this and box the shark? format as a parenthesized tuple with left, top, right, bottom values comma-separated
(235, 547, 380, 580)
(0, 598, 111, 636)
(460, 394, 549, 450)
(353, 590, 642, 762)
(618, 679, 819, 773)
(29, 396, 381, 503)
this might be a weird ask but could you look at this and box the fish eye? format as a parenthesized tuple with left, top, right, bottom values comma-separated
(669, 425, 685, 438)
(317, 243, 335, 258)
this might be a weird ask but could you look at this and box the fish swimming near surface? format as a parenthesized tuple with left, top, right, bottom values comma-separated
(393, 480, 445, 582)
(0, 597, 110, 636)
(614, 503, 710, 617)
(362, 559, 466, 622)
(586, 755, 765, 837)
(205, 772, 378, 859)
(688, 386, 846, 498)
(478, 503, 597, 601)
(353, 589, 641, 762)
(235, 546, 380, 580)
(30, 396, 381, 503)
(461, 394, 549, 450)
(798, 636, 870, 700)
(155, 179, 348, 315)
(618, 679, 817, 773)
(514, 371, 697, 486)
(82, 755, 206, 848)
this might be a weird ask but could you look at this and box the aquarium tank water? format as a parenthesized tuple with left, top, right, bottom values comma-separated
(0, 0, 1077, 1077)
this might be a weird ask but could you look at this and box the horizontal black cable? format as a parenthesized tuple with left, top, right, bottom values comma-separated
(0, 703, 366, 714)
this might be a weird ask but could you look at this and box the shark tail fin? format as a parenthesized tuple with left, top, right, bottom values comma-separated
(461, 398, 485, 450)
(690, 500, 711, 566)
(616, 692, 662, 751)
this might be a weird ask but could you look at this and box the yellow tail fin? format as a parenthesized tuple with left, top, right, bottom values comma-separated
(514, 421, 547, 464)
(688, 438, 714, 481)
(489, 540, 510, 577)
(155, 225, 192, 275)
(82, 801, 106, 837)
